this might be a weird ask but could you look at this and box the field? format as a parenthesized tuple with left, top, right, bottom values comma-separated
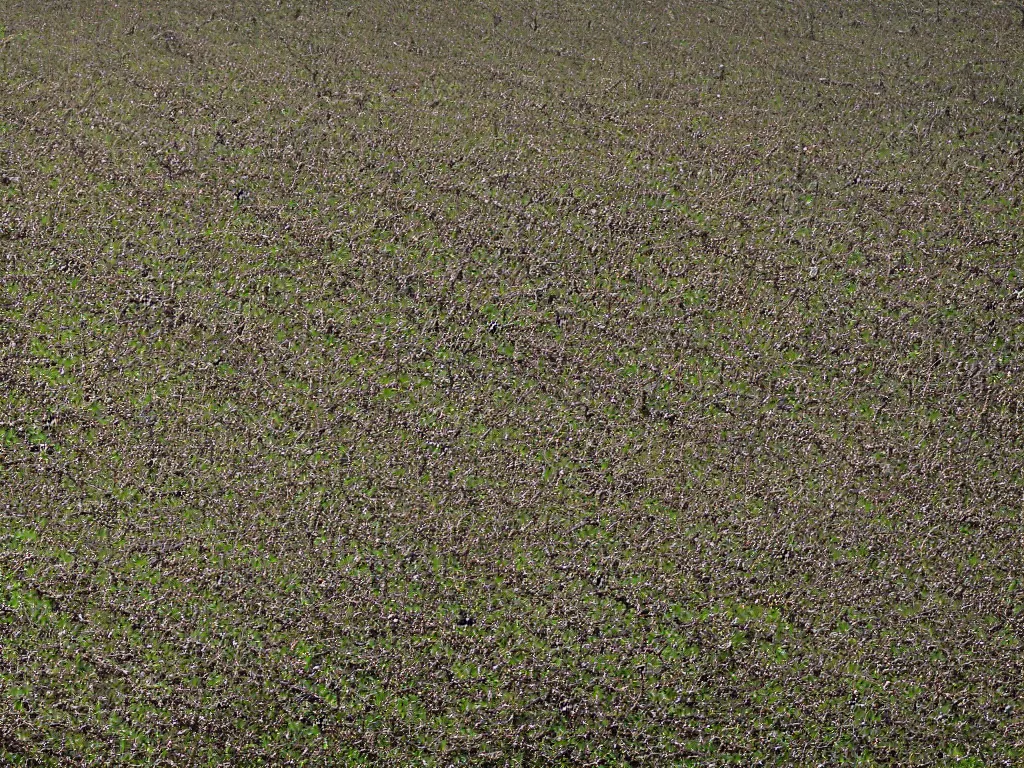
(1, 0, 1023, 764)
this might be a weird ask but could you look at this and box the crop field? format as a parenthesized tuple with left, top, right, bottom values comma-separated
(1, 0, 1023, 764)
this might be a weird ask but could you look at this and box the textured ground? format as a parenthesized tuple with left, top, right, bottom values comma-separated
(1, 0, 1023, 764)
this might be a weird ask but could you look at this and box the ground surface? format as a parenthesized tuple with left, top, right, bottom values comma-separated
(1, 0, 1023, 765)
